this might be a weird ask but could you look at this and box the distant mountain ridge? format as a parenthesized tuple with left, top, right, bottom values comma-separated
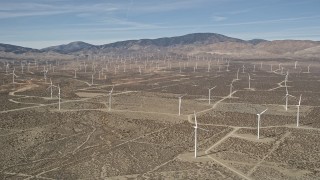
(1, 33, 320, 59)
(41, 41, 95, 54)
(99, 33, 245, 48)
(0, 43, 39, 54)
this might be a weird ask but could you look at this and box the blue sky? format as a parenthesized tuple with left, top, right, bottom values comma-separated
(1, 0, 320, 48)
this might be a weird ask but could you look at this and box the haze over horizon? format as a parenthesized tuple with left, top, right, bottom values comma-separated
(1, 0, 320, 49)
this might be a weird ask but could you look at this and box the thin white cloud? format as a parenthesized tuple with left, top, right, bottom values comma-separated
(130, 0, 212, 13)
(0, 2, 118, 19)
(219, 15, 320, 26)
(0, 0, 216, 19)
(161, 15, 320, 29)
(212, 16, 227, 22)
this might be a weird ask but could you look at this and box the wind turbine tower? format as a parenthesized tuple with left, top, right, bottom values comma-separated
(257, 108, 268, 139)
(297, 94, 302, 127)
(208, 86, 216, 105)
(108, 86, 114, 111)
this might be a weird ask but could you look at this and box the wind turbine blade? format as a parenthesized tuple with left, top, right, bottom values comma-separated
(198, 127, 209, 132)
(288, 94, 295, 98)
(282, 95, 287, 100)
(260, 108, 268, 115)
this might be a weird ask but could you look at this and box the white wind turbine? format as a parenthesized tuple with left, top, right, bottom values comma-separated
(257, 108, 268, 139)
(248, 73, 253, 89)
(226, 60, 230, 71)
(5, 63, 9, 75)
(307, 64, 311, 73)
(91, 74, 94, 85)
(193, 111, 209, 158)
(284, 71, 289, 87)
(178, 94, 186, 116)
(58, 84, 61, 110)
(242, 65, 245, 73)
(283, 86, 295, 111)
(47, 78, 54, 99)
(229, 82, 234, 97)
(278, 63, 282, 70)
(10, 68, 18, 84)
(84, 63, 87, 73)
(296, 94, 302, 127)
(27, 62, 30, 72)
(108, 85, 114, 111)
(74, 69, 77, 78)
(294, 61, 298, 69)
(208, 86, 216, 105)
(21, 62, 24, 74)
(236, 68, 240, 80)
(42, 68, 48, 83)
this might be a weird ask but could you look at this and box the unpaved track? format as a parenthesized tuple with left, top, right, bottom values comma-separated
(204, 128, 252, 180)
(246, 131, 291, 176)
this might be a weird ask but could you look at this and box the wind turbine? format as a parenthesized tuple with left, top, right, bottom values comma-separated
(27, 62, 30, 72)
(307, 64, 311, 73)
(248, 73, 253, 89)
(257, 108, 268, 139)
(296, 94, 302, 127)
(178, 94, 186, 116)
(194, 111, 198, 158)
(84, 63, 87, 73)
(229, 82, 233, 97)
(208, 86, 216, 105)
(5, 63, 9, 75)
(47, 78, 54, 99)
(242, 65, 245, 73)
(74, 69, 77, 78)
(294, 61, 298, 69)
(284, 71, 289, 87)
(193, 111, 208, 158)
(91, 74, 94, 85)
(284, 86, 295, 111)
(236, 68, 240, 80)
(278, 63, 282, 70)
(108, 85, 114, 111)
(42, 68, 48, 84)
(58, 84, 61, 110)
(10, 68, 18, 84)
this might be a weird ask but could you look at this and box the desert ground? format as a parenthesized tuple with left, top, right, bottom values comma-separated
(0, 56, 320, 179)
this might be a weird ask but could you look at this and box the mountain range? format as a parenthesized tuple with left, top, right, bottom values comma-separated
(1, 33, 320, 59)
